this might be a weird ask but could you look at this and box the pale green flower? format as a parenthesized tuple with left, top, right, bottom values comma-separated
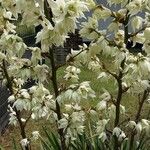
(131, 16, 143, 32)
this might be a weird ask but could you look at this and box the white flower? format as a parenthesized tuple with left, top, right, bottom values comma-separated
(47, 0, 66, 18)
(58, 118, 68, 129)
(97, 100, 107, 111)
(9, 113, 17, 126)
(8, 95, 15, 102)
(3, 10, 13, 20)
(127, 55, 138, 63)
(65, 104, 72, 111)
(64, 66, 81, 82)
(76, 125, 85, 134)
(97, 72, 108, 80)
(29, 86, 37, 94)
(132, 33, 145, 46)
(99, 90, 111, 101)
(141, 119, 150, 133)
(108, 104, 116, 118)
(77, 81, 95, 99)
(141, 119, 149, 127)
(21, 118, 26, 123)
(80, 17, 99, 40)
(93, 6, 111, 20)
(131, 16, 143, 32)
(86, 0, 96, 9)
(89, 109, 98, 116)
(108, 22, 120, 33)
(113, 127, 122, 137)
(143, 41, 150, 54)
(20, 138, 29, 149)
(99, 132, 107, 142)
(66, 0, 88, 18)
(127, 0, 142, 15)
(127, 121, 136, 129)
(5, 21, 16, 33)
(20, 90, 30, 99)
(13, 99, 26, 111)
(140, 80, 150, 89)
(73, 104, 81, 111)
(96, 119, 109, 134)
(32, 131, 40, 140)
(71, 111, 85, 123)
(88, 59, 100, 71)
(136, 122, 142, 135)
(144, 27, 150, 40)
(120, 105, 125, 115)
(113, 127, 126, 141)
(122, 82, 128, 90)
(31, 113, 36, 120)
(138, 58, 150, 76)
(118, 131, 126, 141)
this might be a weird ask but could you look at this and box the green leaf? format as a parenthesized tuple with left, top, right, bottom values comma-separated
(41, 127, 61, 150)
(12, 138, 18, 150)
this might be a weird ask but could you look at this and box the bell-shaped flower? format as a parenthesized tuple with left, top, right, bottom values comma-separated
(3, 10, 13, 20)
(8, 95, 15, 102)
(96, 119, 109, 134)
(30, 47, 42, 65)
(120, 105, 126, 115)
(77, 81, 96, 99)
(65, 104, 72, 112)
(113, 127, 122, 137)
(118, 131, 126, 141)
(99, 132, 107, 142)
(144, 27, 150, 40)
(48, 0, 66, 18)
(143, 40, 150, 54)
(71, 111, 85, 123)
(64, 66, 81, 82)
(136, 122, 142, 135)
(80, 17, 99, 40)
(108, 104, 116, 118)
(20, 138, 30, 150)
(141, 119, 150, 134)
(32, 131, 40, 140)
(131, 16, 143, 32)
(58, 117, 68, 129)
(93, 5, 111, 20)
(20, 118, 26, 123)
(66, 0, 88, 18)
(127, 0, 142, 15)
(97, 100, 107, 111)
(88, 59, 100, 72)
(9, 112, 17, 126)
(108, 21, 120, 33)
(138, 57, 150, 77)
(127, 121, 136, 129)
(100, 90, 111, 101)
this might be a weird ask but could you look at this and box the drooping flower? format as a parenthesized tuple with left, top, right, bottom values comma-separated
(20, 138, 30, 150)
